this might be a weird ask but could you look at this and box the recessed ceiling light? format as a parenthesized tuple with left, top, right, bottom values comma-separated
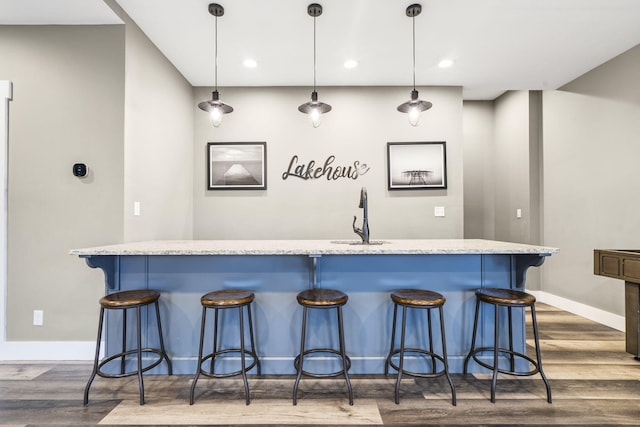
(438, 59, 454, 68)
(344, 59, 358, 69)
(243, 59, 257, 68)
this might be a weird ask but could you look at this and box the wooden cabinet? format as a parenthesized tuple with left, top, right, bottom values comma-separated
(594, 249, 640, 358)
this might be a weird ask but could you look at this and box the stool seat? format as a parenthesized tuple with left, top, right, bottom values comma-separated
(297, 288, 348, 307)
(390, 289, 445, 307)
(476, 288, 536, 306)
(201, 289, 255, 307)
(100, 289, 160, 308)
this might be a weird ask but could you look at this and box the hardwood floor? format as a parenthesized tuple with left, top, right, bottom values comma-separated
(1, 303, 639, 425)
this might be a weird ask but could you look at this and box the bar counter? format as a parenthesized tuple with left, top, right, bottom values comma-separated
(71, 239, 558, 375)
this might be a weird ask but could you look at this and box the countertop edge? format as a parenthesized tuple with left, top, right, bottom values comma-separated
(69, 239, 559, 257)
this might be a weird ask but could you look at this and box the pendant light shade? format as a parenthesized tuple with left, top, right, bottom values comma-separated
(198, 3, 233, 127)
(298, 3, 331, 128)
(397, 4, 432, 127)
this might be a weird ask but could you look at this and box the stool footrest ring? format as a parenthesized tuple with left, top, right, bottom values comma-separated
(97, 348, 167, 379)
(469, 347, 542, 377)
(294, 348, 352, 378)
(387, 348, 449, 379)
(198, 348, 259, 378)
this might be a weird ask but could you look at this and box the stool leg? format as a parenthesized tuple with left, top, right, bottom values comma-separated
(153, 300, 172, 375)
(84, 307, 105, 406)
(427, 309, 436, 373)
(210, 308, 219, 375)
(385, 303, 399, 376)
(490, 303, 499, 403)
(247, 302, 261, 376)
(508, 306, 515, 372)
(136, 306, 145, 405)
(190, 306, 208, 405)
(395, 305, 408, 404)
(239, 306, 250, 405)
(463, 297, 481, 374)
(121, 308, 127, 375)
(438, 305, 457, 406)
(337, 306, 353, 406)
(530, 305, 552, 403)
(292, 306, 308, 405)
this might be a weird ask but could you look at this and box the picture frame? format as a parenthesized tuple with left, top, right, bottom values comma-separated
(387, 141, 447, 190)
(207, 142, 267, 190)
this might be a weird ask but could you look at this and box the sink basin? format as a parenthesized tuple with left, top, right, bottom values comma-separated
(330, 240, 389, 245)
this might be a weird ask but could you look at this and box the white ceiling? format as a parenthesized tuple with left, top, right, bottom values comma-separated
(3, 0, 640, 100)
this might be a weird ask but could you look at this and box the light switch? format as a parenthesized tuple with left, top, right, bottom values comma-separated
(516, 208, 522, 219)
(434, 206, 445, 217)
(33, 310, 43, 326)
(134, 202, 141, 216)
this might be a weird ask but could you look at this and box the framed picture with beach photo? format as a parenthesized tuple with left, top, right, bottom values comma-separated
(207, 142, 267, 190)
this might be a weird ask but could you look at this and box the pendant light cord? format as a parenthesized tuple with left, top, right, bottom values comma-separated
(313, 14, 317, 92)
(214, 14, 218, 92)
(412, 13, 416, 91)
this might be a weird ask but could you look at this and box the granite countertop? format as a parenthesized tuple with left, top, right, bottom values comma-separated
(69, 239, 559, 256)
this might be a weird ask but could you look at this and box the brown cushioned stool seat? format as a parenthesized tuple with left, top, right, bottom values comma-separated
(463, 288, 552, 403)
(385, 289, 456, 405)
(293, 288, 353, 405)
(190, 289, 260, 405)
(84, 289, 172, 406)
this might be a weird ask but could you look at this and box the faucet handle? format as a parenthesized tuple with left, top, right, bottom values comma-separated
(353, 216, 362, 234)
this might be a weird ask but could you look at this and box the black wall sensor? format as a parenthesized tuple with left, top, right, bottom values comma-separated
(73, 163, 88, 177)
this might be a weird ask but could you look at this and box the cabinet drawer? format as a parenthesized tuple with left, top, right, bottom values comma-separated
(601, 255, 621, 278)
(623, 258, 640, 281)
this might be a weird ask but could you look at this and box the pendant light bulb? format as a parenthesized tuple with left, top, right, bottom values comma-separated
(310, 107, 321, 128)
(210, 106, 223, 127)
(408, 106, 420, 127)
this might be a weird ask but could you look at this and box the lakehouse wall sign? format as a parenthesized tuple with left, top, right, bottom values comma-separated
(281, 154, 370, 181)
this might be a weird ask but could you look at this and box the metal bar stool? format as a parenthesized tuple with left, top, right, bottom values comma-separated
(293, 288, 353, 406)
(463, 287, 552, 403)
(384, 289, 456, 405)
(190, 289, 260, 405)
(83, 289, 172, 406)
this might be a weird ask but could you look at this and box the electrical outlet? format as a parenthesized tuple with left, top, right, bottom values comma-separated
(33, 310, 43, 326)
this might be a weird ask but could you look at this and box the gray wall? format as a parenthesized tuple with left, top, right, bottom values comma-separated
(106, 1, 194, 242)
(193, 86, 464, 240)
(541, 44, 640, 314)
(462, 101, 495, 239)
(0, 26, 125, 340)
(494, 91, 537, 244)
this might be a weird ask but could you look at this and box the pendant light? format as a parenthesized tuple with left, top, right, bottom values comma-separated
(198, 3, 233, 127)
(298, 3, 331, 128)
(397, 3, 432, 127)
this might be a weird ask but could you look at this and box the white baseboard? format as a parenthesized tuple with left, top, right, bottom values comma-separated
(0, 292, 626, 361)
(529, 290, 625, 332)
(0, 341, 96, 361)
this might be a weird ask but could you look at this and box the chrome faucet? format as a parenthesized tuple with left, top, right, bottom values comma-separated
(352, 187, 370, 244)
